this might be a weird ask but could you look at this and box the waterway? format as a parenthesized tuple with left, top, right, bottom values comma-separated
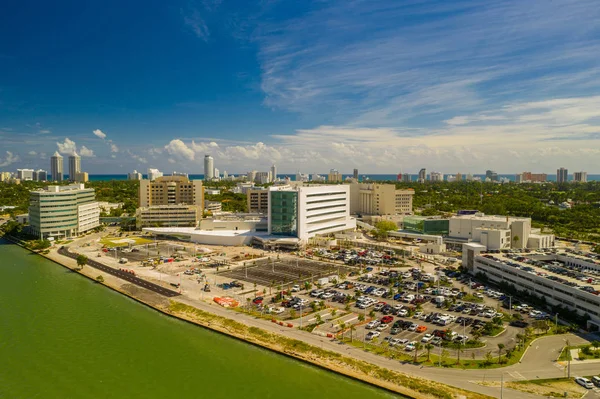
(0, 240, 398, 399)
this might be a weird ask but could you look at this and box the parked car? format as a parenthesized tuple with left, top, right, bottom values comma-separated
(575, 377, 594, 389)
(366, 320, 381, 329)
(381, 316, 394, 324)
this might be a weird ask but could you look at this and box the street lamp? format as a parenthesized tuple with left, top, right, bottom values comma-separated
(563, 338, 571, 378)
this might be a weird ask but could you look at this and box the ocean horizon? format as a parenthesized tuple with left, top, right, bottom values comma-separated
(85, 173, 600, 182)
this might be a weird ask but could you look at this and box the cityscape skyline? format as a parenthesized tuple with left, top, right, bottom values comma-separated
(2, 1, 600, 174)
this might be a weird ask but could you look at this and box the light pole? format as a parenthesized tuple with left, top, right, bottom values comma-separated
(500, 373, 504, 399)
(508, 296, 512, 317)
(564, 338, 571, 378)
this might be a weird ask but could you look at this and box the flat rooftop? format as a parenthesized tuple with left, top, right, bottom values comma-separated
(452, 214, 530, 222)
(477, 250, 600, 293)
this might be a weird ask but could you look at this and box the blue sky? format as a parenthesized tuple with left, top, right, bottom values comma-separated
(1, 0, 600, 174)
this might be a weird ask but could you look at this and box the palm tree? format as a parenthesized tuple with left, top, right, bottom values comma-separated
(425, 343, 434, 362)
(456, 346, 463, 365)
(515, 333, 524, 349)
(414, 342, 422, 363)
(358, 313, 365, 323)
(350, 325, 356, 342)
(497, 343, 505, 363)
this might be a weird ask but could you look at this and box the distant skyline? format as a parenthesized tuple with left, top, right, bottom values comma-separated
(1, 1, 600, 174)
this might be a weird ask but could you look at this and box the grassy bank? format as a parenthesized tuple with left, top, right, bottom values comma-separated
(168, 301, 493, 399)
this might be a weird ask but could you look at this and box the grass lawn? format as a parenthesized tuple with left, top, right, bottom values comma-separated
(506, 377, 587, 398)
(100, 236, 154, 248)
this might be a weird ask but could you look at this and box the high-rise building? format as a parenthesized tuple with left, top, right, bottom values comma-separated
(147, 168, 163, 181)
(521, 172, 547, 182)
(402, 174, 411, 183)
(50, 152, 64, 182)
(33, 169, 48, 182)
(557, 167, 568, 184)
(172, 171, 189, 178)
(255, 172, 271, 185)
(455, 173, 462, 182)
(268, 184, 355, 242)
(271, 164, 278, 182)
(485, 170, 498, 182)
(128, 170, 143, 180)
(353, 168, 358, 180)
(573, 171, 587, 183)
(430, 172, 443, 182)
(247, 170, 257, 182)
(213, 168, 219, 179)
(223, 170, 228, 179)
(28, 184, 100, 239)
(418, 168, 427, 183)
(17, 169, 35, 181)
(0, 172, 12, 182)
(349, 182, 414, 215)
(204, 155, 214, 180)
(515, 174, 523, 184)
(138, 176, 204, 208)
(328, 169, 342, 183)
(68, 152, 81, 182)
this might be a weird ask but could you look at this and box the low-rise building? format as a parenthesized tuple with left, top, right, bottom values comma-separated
(97, 201, 123, 213)
(28, 184, 100, 239)
(135, 205, 200, 228)
(462, 245, 600, 330)
(17, 169, 35, 181)
(204, 189, 221, 195)
(403, 216, 449, 235)
(204, 200, 222, 213)
(139, 176, 203, 208)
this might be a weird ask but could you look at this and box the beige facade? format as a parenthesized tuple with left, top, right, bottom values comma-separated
(247, 188, 269, 213)
(328, 169, 342, 183)
(349, 182, 414, 216)
(139, 176, 203, 208)
(136, 205, 200, 228)
(204, 200, 222, 213)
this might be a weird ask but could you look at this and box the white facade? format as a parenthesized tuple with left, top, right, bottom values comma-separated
(68, 153, 81, 181)
(430, 171, 443, 182)
(147, 168, 163, 181)
(33, 170, 47, 182)
(268, 184, 356, 242)
(574, 171, 587, 183)
(136, 205, 200, 228)
(204, 155, 214, 180)
(50, 152, 63, 182)
(17, 169, 34, 181)
(128, 170, 143, 180)
(271, 164, 277, 181)
(204, 200, 222, 213)
(451, 213, 555, 250)
(78, 202, 100, 232)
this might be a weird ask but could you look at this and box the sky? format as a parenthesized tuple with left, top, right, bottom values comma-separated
(1, 0, 600, 175)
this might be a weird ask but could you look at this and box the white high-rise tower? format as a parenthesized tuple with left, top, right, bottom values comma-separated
(204, 155, 214, 180)
(68, 152, 81, 181)
(51, 152, 64, 182)
(270, 164, 277, 182)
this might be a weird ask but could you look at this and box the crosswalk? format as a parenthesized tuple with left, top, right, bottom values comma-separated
(508, 371, 526, 380)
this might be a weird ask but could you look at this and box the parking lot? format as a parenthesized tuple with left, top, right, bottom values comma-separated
(219, 257, 354, 287)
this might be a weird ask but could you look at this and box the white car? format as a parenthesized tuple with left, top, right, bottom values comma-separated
(575, 377, 594, 389)
(421, 334, 433, 343)
(291, 285, 301, 292)
(397, 309, 408, 317)
(376, 323, 389, 331)
(366, 320, 381, 329)
(405, 341, 417, 351)
(408, 323, 418, 331)
(269, 306, 285, 314)
(365, 331, 381, 341)
(413, 311, 423, 319)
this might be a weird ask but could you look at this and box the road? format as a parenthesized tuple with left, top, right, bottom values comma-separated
(58, 246, 181, 298)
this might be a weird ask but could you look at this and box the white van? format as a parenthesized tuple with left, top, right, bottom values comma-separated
(592, 376, 600, 387)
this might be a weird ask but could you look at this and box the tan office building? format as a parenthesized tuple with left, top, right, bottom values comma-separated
(139, 176, 203, 208)
(349, 182, 414, 216)
(136, 205, 200, 228)
(247, 188, 269, 213)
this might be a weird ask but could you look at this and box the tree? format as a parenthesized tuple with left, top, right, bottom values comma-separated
(358, 314, 365, 323)
(484, 351, 494, 366)
(414, 342, 422, 363)
(512, 235, 520, 247)
(95, 275, 104, 283)
(76, 254, 88, 270)
(497, 343, 505, 363)
(441, 349, 450, 365)
(425, 343, 434, 362)
(289, 309, 296, 319)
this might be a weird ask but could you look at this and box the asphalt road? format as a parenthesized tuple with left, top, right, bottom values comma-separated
(58, 246, 181, 298)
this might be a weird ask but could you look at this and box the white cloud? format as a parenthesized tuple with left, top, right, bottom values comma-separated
(183, 8, 209, 41)
(0, 151, 19, 167)
(93, 129, 107, 139)
(79, 146, 95, 157)
(28, 151, 37, 156)
(110, 143, 119, 153)
(56, 138, 77, 155)
(39, 129, 51, 134)
(164, 139, 195, 161)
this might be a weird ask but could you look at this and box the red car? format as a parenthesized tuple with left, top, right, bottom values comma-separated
(380, 316, 394, 324)
(252, 297, 264, 305)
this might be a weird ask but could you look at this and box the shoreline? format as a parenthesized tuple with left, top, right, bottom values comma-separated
(2, 235, 491, 399)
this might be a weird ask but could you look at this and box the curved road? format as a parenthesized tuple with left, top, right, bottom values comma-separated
(58, 247, 181, 298)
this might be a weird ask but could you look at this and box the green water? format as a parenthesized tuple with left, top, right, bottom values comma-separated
(0, 241, 399, 399)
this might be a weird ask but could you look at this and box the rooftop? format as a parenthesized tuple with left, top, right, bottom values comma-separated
(477, 250, 600, 293)
(452, 213, 530, 222)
